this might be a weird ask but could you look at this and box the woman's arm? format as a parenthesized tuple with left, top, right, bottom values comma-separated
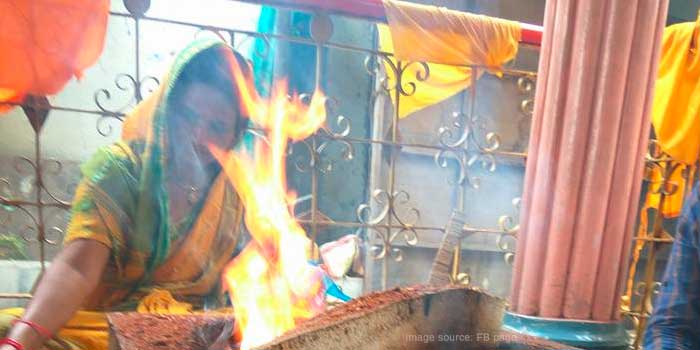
(1, 239, 109, 350)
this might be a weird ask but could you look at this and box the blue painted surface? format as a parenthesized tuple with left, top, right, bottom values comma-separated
(503, 312, 629, 350)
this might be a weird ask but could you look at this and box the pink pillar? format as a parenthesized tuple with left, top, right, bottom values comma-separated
(510, 0, 668, 321)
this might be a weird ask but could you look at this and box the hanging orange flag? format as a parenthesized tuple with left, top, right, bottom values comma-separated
(0, 0, 109, 113)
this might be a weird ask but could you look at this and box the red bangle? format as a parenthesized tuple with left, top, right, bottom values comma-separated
(11, 319, 52, 339)
(0, 338, 24, 350)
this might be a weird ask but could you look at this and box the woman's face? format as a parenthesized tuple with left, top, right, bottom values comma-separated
(174, 82, 240, 165)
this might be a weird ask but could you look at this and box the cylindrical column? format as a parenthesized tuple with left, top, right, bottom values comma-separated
(510, 0, 668, 324)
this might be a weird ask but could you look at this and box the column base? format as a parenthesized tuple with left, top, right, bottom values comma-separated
(503, 311, 629, 350)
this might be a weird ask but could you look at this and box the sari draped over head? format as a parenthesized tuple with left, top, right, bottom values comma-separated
(68, 38, 245, 310)
(1, 39, 246, 350)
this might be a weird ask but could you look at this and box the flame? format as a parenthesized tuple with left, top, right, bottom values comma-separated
(210, 57, 327, 350)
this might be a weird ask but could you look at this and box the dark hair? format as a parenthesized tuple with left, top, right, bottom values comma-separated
(168, 45, 252, 145)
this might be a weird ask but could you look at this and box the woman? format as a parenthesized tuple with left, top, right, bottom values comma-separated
(0, 38, 251, 350)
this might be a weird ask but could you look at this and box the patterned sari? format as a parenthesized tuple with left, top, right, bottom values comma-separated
(1, 39, 245, 349)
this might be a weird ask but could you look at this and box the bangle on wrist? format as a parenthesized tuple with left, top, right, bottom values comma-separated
(0, 338, 24, 350)
(11, 319, 52, 339)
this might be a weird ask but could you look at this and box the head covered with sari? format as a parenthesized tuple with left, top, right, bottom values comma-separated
(65, 38, 253, 310)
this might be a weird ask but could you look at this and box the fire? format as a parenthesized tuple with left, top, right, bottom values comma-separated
(210, 55, 327, 350)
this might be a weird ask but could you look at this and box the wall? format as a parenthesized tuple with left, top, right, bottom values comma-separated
(667, 0, 700, 24)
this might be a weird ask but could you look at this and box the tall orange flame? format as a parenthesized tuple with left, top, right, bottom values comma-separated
(210, 56, 327, 350)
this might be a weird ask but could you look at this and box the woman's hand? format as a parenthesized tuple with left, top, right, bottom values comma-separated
(3, 239, 109, 350)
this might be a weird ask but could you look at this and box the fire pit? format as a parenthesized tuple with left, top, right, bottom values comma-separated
(108, 285, 577, 350)
(108, 313, 235, 350)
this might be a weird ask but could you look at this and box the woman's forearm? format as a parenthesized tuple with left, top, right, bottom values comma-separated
(2, 239, 109, 350)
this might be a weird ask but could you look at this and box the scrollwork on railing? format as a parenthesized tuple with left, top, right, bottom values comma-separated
(397, 61, 430, 98)
(0, 179, 16, 226)
(364, 227, 417, 262)
(94, 74, 138, 113)
(643, 141, 684, 197)
(0, 151, 71, 255)
(517, 76, 535, 118)
(357, 189, 420, 262)
(365, 228, 388, 260)
(17, 220, 38, 243)
(357, 189, 391, 226)
(44, 226, 64, 246)
(369, 54, 431, 98)
(288, 139, 316, 173)
(314, 98, 355, 172)
(94, 74, 159, 136)
(438, 111, 470, 148)
(496, 198, 520, 265)
(434, 148, 466, 186)
(357, 189, 420, 227)
(38, 159, 72, 207)
(436, 153, 496, 189)
(42, 207, 70, 245)
(287, 113, 355, 174)
(435, 111, 503, 188)
(624, 136, 695, 348)
(498, 214, 519, 235)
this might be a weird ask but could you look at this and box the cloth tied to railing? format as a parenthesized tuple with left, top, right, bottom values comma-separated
(647, 19, 700, 218)
(0, 0, 109, 113)
(624, 21, 700, 307)
(378, 0, 521, 118)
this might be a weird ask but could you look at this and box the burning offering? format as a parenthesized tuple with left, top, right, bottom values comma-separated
(209, 55, 329, 350)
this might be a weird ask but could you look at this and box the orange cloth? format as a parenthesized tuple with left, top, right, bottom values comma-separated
(623, 20, 700, 307)
(647, 20, 700, 217)
(0, 290, 216, 350)
(379, 0, 521, 118)
(0, 0, 109, 112)
(1, 307, 108, 350)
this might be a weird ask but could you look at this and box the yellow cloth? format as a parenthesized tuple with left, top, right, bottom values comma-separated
(379, 0, 521, 118)
(0, 290, 202, 350)
(647, 20, 700, 217)
(1, 308, 106, 350)
(136, 289, 193, 314)
(624, 20, 700, 305)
